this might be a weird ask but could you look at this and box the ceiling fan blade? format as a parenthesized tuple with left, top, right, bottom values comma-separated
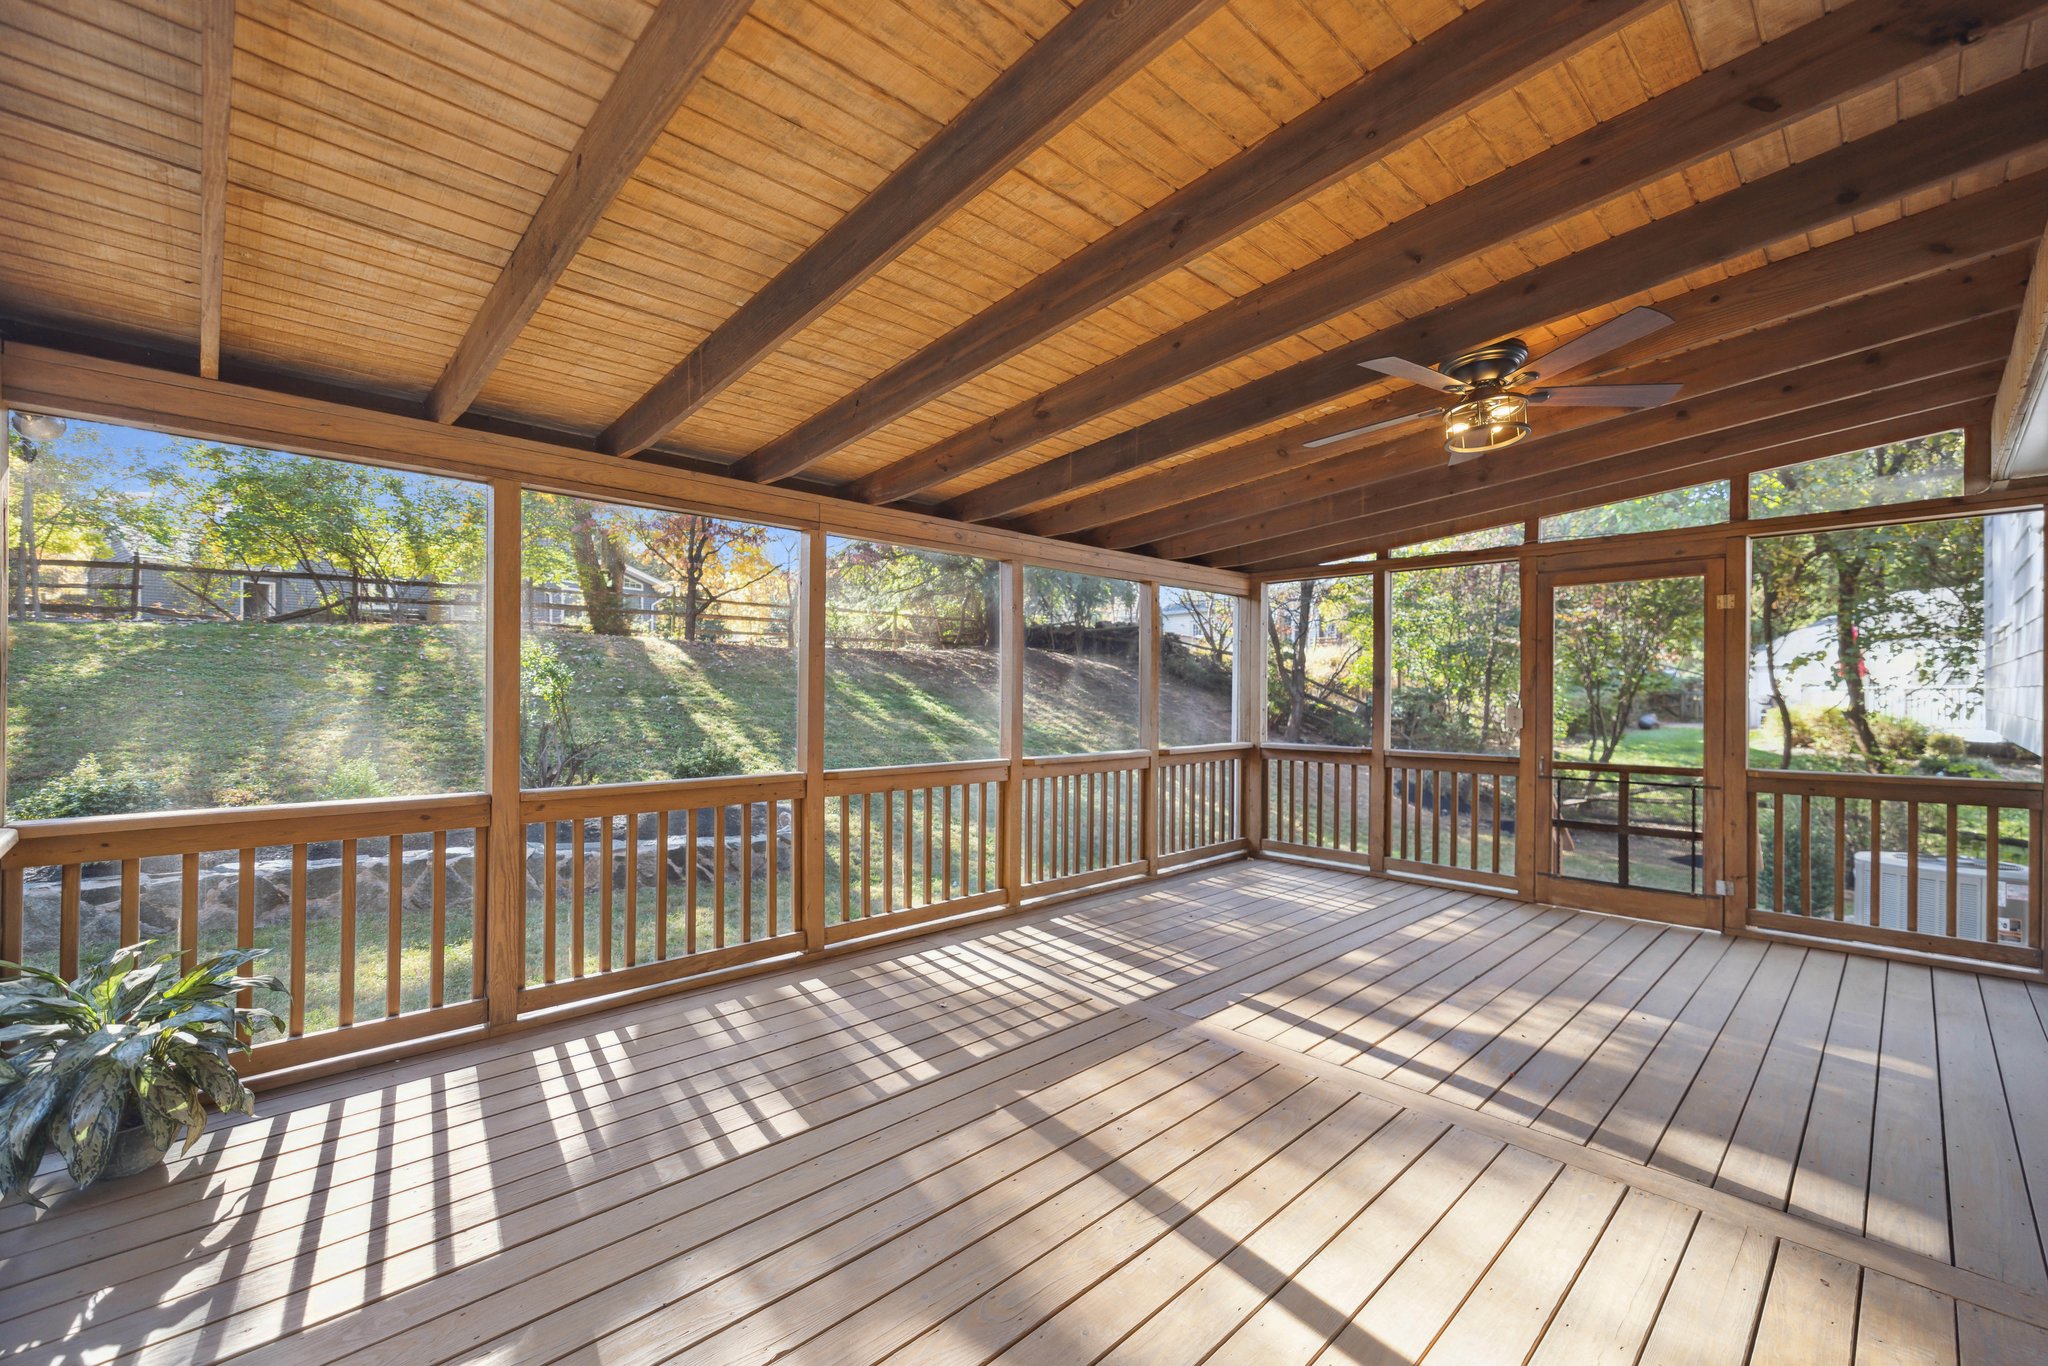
(1530, 382, 1683, 409)
(1522, 307, 1672, 382)
(1355, 355, 1464, 393)
(1300, 410, 1436, 449)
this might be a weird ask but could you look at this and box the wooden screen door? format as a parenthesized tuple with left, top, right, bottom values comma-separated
(1531, 556, 1732, 929)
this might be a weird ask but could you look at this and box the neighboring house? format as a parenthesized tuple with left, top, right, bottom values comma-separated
(523, 560, 672, 628)
(1748, 508, 2047, 756)
(1748, 587, 1994, 741)
(1984, 509, 2044, 756)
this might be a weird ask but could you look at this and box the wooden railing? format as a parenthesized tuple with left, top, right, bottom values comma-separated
(1384, 753, 1518, 889)
(1264, 746, 1372, 867)
(517, 776, 805, 1010)
(0, 795, 491, 1077)
(1549, 760, 1707, 896)
(1157, 745, 1247, 863)
(1020, 752, 1147, 895)
(1749, 769, 2043, 966)
(824, 761, 1006, 940)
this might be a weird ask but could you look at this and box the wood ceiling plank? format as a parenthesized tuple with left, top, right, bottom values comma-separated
(423, 0, 753, 424)
(1213, 332, 2012, 566)
(733, 0, 1669, 486)
(596, 0, 1231, 458)
(942, 56, 2048, 524)
(1050, 185, 2048, 543)
(196, 0, 229, 378)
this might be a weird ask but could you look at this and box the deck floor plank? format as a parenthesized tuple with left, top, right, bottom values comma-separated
(6, 863, 2045, 1366)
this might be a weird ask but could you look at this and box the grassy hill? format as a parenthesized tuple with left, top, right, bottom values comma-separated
(8, 622, 1234, 813)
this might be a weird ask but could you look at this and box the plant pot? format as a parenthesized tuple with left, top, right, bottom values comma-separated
(103, 1122, 168, 1181)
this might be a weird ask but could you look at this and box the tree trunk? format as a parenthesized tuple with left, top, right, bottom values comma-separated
(1760, 585, 1795, 768)
(1831, 558, 1882, 766)
(570, 506, 631, 636)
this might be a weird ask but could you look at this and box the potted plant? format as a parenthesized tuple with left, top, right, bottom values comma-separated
(0, 941, 285, 1204)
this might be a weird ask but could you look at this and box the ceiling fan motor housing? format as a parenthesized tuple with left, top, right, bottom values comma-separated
(1441, 339, 1532, 388)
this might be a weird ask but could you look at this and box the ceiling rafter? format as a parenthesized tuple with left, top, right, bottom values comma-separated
(196, 0, 233, 380)
(852, 0, 2043, 507)
(1051, 179, 2048, 546)
(938, 62, 2048, 526)
(730, 0, 1668, 487)
(1245, 397, 1997, 575)
(424, 0, 754, 426)
(597, 0, 1227, 460)
(1123, 248, 2033, 557)
(1208, 328, 2014, 567)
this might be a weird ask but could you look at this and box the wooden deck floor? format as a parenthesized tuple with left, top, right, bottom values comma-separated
(7, 861, 2048, 1363)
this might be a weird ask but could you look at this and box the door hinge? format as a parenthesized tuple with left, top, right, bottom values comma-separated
(1715, 593, 1738, 610)
(1714, 879, 1734, 896)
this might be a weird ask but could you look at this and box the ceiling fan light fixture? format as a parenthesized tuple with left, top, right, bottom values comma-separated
(8, 411, 67, 443)
(1443, 391, 1528, 455)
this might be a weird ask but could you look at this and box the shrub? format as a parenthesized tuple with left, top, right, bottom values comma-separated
(1926, 732, 1968, 759)
(672, 738, 742, 780)
(1870, 714, 1930, 758)
(318, 756, 391, 801)
(12, 756, 163, 821)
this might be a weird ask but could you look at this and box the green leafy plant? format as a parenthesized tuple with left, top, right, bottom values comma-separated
(671, 738, 741, 780)
(11, 755, 164, 822)
(0, 942, 285, 1204)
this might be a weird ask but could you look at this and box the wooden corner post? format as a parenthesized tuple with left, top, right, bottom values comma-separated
(1234, 589, 1265, 853)
(1371, 565, 1392, 873)
(484, 479, 524, 1028)
(797, 529, 828, 951)
(1000, 561, 1025, 905)
(1139, 581, 1160, 875)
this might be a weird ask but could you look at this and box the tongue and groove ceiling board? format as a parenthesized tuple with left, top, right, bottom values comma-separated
(2, 0, 2045, 560)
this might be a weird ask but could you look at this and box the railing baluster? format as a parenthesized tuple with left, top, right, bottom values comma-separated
(238, 847, 256, 1011)
(1771, 792, 1785, 914)
(388, 833, 404, 1017)
(860, 791, 872, 919)
(657, 811, 670, 959)
(687, 806, 701, 952)
(290, 845, 307, 1036)
(768, 798, 781, 936)
(1988, 805, 2002, 942)
(600, 814, 615, 972)
(1906, 801, 1920, 935)
(543, 820, 558, 983)
(1945, 803, 1960, 941)
(180, 852, 200, 973)
(1832, 799, 1846, 920)
(742, 799, 755, 941)
(572, 818, 587, 977)
(432, 830, 448, 1004)
(120, 858, 140, 946)
(714, 804, 728, 948)
(624, 813, 639, 965)
(59, 863, 81, 980)
(338, 839, 357, 1027)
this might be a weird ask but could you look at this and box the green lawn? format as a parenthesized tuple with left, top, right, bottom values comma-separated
(8, 621, 1234, 813)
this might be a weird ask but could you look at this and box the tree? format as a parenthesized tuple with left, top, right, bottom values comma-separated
(1388, 561, 1520, 753)
(1750, 432, 1981, 769)
(1552, 576, 1701, 763)
(826, 541, 999, 648)
(638, 512, 781, 643)
(1265, 576, 1371, 744)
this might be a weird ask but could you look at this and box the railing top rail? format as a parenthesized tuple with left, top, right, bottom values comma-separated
(824, 760, 1009, 795)
(1261, 742, 1370, 759)
(1384, 750, 1520, 774)
(1158, 741, 1253, 758)
(520, 773, 805, 820)
(4, 792, 492, 867)
(1020, 750, 1152, 773)
(1746, 768, 2046, 807)
(1550, 759, 1706, 777)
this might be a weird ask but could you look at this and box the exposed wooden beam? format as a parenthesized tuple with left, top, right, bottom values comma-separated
(195, 0, 233, 380)
(1992, 228, 2048, 479)
(1246, 398, 1994, 574)
(1208, 329, 2011, 566)
(1119, 251, 2032, 556)
(732, 0, 1666, 486)
(942, 63, 2048, 524)
(424, 0, 753, 425)
(1, 343, 1247, 596)
(597, 0, 1226, 459)
(854, 0, 2040, 506)
(1051, 183, 2048, 544)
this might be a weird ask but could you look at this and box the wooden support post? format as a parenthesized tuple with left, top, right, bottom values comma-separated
(1234, 589, 1265, 853)
(1711, 541, 1748, 931)
(484, 480, 524, 1028)
(1371, 564, 1392, 872)
(1139, 581, 1160, 875)
(1517, 557, 1544, 901)
(1965, 416, 1995, 495)
(1000, 561, 1025, 905)
(797, 529, 828, 950)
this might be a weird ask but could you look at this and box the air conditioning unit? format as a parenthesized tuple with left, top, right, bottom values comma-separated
(1849, 851, 2028, 942)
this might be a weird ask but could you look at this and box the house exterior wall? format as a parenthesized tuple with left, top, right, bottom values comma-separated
(1985, 508, 2045, 757)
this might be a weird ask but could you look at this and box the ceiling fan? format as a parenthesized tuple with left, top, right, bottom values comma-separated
(1302, 306, 1684, 463)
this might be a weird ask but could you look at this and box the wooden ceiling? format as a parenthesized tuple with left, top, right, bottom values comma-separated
(3, 0, 2045, 573)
